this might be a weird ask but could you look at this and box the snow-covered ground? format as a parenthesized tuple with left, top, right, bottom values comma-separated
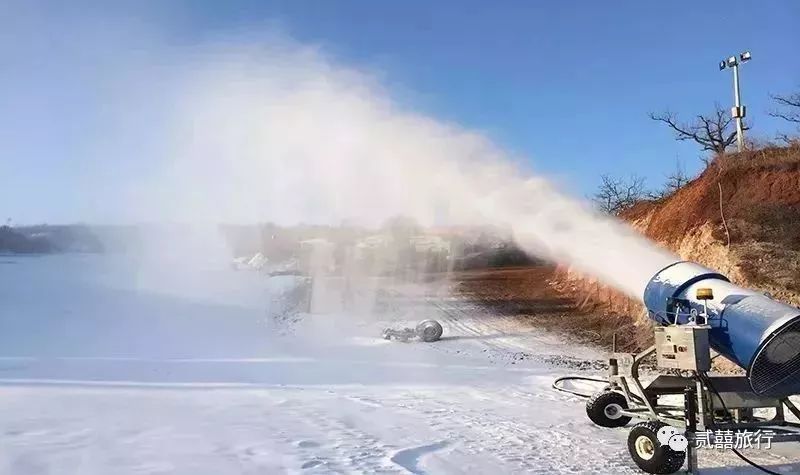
(0, 254, 796, 474)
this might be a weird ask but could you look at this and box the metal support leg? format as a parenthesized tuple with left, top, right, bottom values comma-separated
(631, 346, 659, 417)
(686, 444, 698, 474)
(684, 386, 699, 474)
(783, 398, 800, 421)
(696, 379, 709, 429)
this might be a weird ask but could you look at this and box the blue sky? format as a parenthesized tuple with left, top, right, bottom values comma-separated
(2, 1, 799, 224)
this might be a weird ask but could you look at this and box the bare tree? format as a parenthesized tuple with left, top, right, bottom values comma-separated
(648, 160, 690, 199)
(770, 91, 800, 124)
(649, 104, 746, 153)
(592, 174, 647, 215)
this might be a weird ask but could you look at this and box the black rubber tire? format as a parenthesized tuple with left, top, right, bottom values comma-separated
(585, 391, 632, 428)
(627, 421, 686, 474)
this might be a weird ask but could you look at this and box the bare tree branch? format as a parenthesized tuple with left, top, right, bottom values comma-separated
(773, 92, 800, 108)
(648, 159, 690, 200)
(770, 91, 800, 124)
(649, 104, 744, 153)
(592, 174, 647, 215)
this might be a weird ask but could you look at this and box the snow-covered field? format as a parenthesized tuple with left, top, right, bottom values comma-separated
(0, 254, 796, 474)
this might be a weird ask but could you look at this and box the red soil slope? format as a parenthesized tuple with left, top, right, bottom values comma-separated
(623, 144, 800, 303)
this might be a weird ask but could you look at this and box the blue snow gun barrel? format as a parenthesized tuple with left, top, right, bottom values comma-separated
(643, 261, 800, 397)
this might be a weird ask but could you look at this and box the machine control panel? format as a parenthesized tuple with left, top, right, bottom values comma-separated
(654, 325, 711, 371)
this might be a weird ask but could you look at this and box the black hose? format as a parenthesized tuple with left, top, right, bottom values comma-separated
(729, 450, 782, 475)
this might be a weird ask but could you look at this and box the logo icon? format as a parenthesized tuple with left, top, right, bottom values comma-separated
(657, 426, 689, 451)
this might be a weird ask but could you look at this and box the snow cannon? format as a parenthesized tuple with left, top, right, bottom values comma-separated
(580, 260, 800, 474)
(644, 261, 800, 397)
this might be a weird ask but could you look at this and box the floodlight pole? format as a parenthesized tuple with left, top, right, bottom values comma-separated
(720, 52, 750, 153)
(731, 62, 745, 152)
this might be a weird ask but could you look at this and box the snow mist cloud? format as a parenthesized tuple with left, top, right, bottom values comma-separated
(5, 1, 675, 299)
(134, 37, 675, 298)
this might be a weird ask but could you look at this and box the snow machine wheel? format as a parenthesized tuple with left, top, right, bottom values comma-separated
(416, 320, 443, 342)
(585, 391, 631, 428)
(627, 421, 685, 474)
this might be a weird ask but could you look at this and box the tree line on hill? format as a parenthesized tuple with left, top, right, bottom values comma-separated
(0, 224, 105, 254)
(593, 88, 800, 215)
(0, 226, 53, 253)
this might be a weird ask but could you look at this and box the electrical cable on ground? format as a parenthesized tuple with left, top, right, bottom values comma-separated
(551, 376, 608, 398)
(718, 182, 731, 248)
(552, 376, 648, 405)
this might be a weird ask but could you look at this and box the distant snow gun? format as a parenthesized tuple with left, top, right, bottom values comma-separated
(382, 319, 443, 343)
(572, 261, 800, 474)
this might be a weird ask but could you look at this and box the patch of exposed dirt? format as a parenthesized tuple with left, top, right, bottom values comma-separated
(452, 266, 645, 351)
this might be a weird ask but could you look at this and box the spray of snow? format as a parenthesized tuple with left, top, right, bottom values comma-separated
(127, 39, 675, 298)
(4, 0, 679, 298)
(3, 2, 675, 298)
